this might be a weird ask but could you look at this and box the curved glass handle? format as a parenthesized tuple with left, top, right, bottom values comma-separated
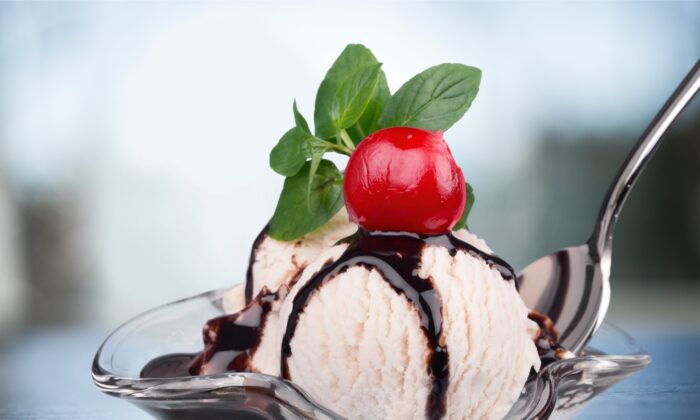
(591, 59, 700, 256)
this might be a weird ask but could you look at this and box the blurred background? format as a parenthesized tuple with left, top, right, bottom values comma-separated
(0, 1, 698, 418)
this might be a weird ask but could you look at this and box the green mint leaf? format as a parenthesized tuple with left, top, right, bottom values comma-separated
(453, 182, 475, 231)
(269, 127, 311, 177)
(293, 100, 311, 135)
(306, 148, 325, 205)
(332, 63, 382, 130)
(269, 160, 344, 240)
(378, 63, 481, 131)
(348, 72, 391, 144)
(314, 44, 383, 139)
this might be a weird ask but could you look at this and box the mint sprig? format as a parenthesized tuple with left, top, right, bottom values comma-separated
(331, 63, 383, 136)
(452, 182, 475, 231)
(269, 160, 344, 241)
(269, 127, 310, 177)
(293, 100, 311, 135)
(378, 63, 481, 131)
(314, 44, 386, 141)
(268, 44, 481, 240)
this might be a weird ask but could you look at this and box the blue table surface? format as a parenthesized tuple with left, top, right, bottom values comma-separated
(0, 325, 698, 419)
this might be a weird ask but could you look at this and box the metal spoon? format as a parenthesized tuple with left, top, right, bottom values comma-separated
(518, 59, 700, 354)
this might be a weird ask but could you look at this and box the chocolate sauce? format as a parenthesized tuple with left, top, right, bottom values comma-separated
(438, 233, 517, 282)
(140, 353, 199, 378)
(280, 229, 516, 420)
(189, 288, 279, 375)
(528, 311, 568, 367)
(245, 225, 270, 304)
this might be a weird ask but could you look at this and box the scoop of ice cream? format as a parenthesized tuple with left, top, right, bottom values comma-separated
(246, 207, 357, 302)
(209, 209, 356, 375)
(278, 230, 540, 420)
(197, 225, 555, 419)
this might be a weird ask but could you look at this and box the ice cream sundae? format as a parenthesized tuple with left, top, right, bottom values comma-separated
(140, 44, 570, 420)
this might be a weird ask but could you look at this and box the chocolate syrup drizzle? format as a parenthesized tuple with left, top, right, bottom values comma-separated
(245, 224, 270, 304)
(528, 311, 569, 367)
(280, 229, 516, 420)
(189, 287, 279, 375)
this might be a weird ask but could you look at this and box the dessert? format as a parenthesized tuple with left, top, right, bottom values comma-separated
(141, 44, 568, 419)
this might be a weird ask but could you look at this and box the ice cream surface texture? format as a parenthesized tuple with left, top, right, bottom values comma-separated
(278, 229, 540, 420)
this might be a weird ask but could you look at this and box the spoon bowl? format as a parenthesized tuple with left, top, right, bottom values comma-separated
(519, 243, 610, 353)
(518, 59, 700, 353)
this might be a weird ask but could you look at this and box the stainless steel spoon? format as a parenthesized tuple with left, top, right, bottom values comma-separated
(518, 59, 700, 354)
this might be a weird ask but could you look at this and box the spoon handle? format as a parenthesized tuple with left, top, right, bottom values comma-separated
(591, 59, 700, 256)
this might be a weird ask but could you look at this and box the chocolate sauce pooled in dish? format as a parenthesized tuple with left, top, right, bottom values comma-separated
(140, 353, 199, 378)
(139, 287, 285, 379)
(280, 229, 517, 420)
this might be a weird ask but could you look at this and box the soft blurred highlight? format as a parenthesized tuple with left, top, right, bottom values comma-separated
(0, 1, 698, 339)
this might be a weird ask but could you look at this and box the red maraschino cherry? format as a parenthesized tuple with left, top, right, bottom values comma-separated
(344, 127, 466, 234)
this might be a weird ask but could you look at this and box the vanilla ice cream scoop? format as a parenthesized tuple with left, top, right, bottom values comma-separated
(278, 229, 540, 420)
(204, 209, 357, 376)
(199, 219, 548, 419)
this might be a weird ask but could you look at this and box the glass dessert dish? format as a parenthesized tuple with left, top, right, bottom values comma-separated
(92, 286, 650, 420)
